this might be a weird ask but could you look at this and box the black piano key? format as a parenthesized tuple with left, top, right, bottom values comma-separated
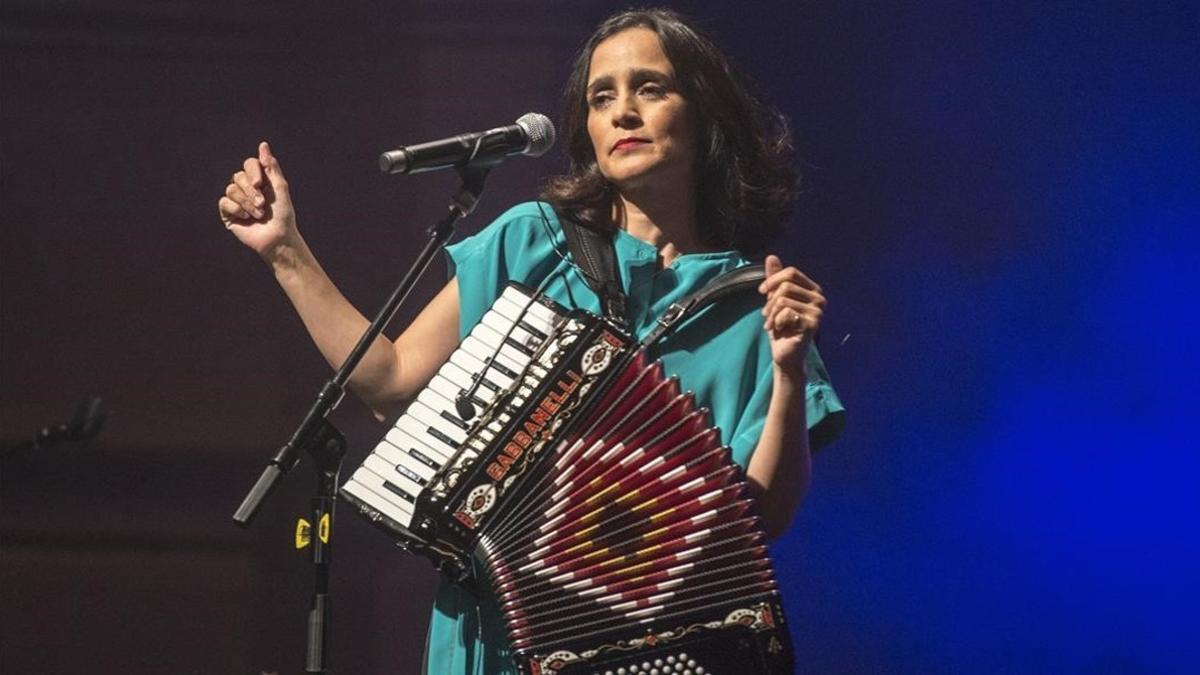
(484, 357, 518, 379)
(505, 335, 535, 357)
(427, 426, 458, 449)
(394, 463, 427, 486)
(518, 319, 548, 341)
(382, 480, 417, 504)
(440, 409, 470, 430)
(406, 447, 439, 469)
(391, 418, 455, 462)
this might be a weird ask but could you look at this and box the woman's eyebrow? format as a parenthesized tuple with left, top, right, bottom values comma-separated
(628, 67, 672, 84)
(587, 68, 674, 94)
(586, 75, 614, 95)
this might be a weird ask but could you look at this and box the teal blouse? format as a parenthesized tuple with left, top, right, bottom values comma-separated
(423, 202, 845, 674)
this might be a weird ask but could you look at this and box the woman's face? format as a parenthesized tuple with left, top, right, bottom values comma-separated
(585, 27, 696, 194)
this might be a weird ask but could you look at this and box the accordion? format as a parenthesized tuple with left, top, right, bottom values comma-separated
(340, 281, 794, 675)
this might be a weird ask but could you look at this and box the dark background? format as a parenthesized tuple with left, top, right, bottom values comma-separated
(2, 1, 1196, 673)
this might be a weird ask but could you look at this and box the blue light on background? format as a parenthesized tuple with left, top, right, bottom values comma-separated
(737, 0, 1200, 670)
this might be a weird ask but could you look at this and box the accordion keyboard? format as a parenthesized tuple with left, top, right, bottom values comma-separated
(341, 285, 565, 531)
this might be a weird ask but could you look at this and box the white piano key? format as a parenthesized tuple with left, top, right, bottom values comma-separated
(373, 434, 437, 482)
(435, 362, 507, 408)
(480, 311, 542, 354)
(416, 386, 471, 431)
(465, 310, 510, 345)
(490, 310, 552, 338)
(390, 416, 456, 462)
(471, 323, 538, 371)
(380, 428, 443, 473)
(354, 463, 419, 512)
(460, 335, 527, 379)
(382, 424, 446, 463)
(433, 368, 525, 413)
(450, 349, 516, 390)
(473, 317, 540, 358)
(363, 454, 425, 499)
(343, 474, 414, 526)
(496, 289, 561, 329)
(426, 373, 471, 406)
(498, 284, 536, 305)
(408, 400, 468, 446)
(344, 469, 413, 515)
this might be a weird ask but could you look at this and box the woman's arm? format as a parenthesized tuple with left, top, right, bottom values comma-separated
(745, 367, 811, 540)
(219, 142, 460, 418)
(745, 254, 826, 539)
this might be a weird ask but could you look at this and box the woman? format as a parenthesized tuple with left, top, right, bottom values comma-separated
(219, 8, 844, 673)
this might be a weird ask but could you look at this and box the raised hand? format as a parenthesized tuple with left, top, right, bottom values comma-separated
(759, 254, 826, 377)
(218, 141, 298, 259)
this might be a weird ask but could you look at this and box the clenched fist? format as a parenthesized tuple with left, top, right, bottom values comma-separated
(218, 141, 299, 259)
(759, 254, 826, 377)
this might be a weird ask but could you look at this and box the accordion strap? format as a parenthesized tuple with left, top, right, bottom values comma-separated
(558, 214, 628, 328)
(640, 263, 766, 347)
(554, 210, 765, 344)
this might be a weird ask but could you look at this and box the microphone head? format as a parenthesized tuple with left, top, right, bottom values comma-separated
(454, 392, 477, 422)
(516, 113, 556, 158)
(66, 396, 106, 442)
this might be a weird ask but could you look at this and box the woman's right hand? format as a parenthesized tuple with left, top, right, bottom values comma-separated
(215, 140, 460, 416)
(218, 141, 298, 260)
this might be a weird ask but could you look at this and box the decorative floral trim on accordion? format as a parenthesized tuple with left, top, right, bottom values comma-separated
(529, 602, 781, 674)
(423, 315, 576, 504)
(446, 318, 628, 531)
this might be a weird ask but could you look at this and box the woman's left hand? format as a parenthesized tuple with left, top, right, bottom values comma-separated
(759, 254, 825, 377)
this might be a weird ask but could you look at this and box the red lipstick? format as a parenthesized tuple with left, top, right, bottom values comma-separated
(612, 137, 650, 152)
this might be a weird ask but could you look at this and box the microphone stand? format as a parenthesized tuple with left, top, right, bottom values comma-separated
(232, 164, 492, 674)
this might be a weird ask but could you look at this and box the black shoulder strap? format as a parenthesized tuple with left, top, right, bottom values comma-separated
(555, 210, 765, 341)
(558, 213, 627, 327)
(640, 263, 766, 347)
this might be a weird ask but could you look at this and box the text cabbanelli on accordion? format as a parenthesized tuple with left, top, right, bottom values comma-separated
(340, 265, 796, 675)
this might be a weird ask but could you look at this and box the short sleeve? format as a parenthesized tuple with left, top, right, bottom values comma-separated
(728, 343, 846, 467)
(803, 342, 847, 450)
(444, 202, 563, 339)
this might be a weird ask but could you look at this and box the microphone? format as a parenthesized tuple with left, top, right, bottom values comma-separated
(33, 396, 106, 449)
(64, 396, 107, 443)
(378, 112, 556, 175)
(3, 396, 107, 457)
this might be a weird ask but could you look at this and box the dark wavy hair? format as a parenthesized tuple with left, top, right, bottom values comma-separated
(540, 8, 799, 256)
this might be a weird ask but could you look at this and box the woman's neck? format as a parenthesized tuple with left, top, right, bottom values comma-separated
(614, 187, 713, 268)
